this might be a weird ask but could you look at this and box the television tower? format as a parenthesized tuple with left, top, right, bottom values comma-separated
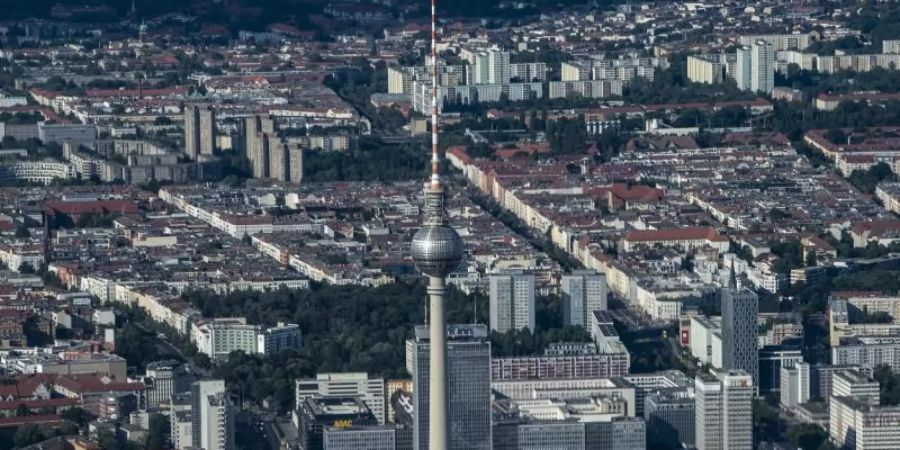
(409, 0, 464, 447)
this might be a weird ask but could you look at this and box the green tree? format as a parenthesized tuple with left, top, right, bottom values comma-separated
(147, 413, 170, 450)
(60, 406, 91, 427)
(786, 423, 828, 450)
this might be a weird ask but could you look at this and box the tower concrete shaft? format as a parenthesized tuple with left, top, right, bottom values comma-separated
(428, 276, 449, 450)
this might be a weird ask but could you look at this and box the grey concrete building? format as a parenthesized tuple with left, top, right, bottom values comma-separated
(407, 324, 491, 450)
(489, 272, 535, 333)
(183, 105, 215, 159)
(645, 389, 695, 449)
(721, 288, 759, 387)
(562, 270, 608, 328)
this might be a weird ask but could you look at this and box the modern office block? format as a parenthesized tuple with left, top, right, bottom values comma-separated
(645, 389, 695, 449)
(695, 369, 753, 450)
(407, 324, 491, 450)
(296, 372, 387, 425)
(779, 362, 811, 410)
(758, 344, 803, 393)
(721, 288, 759, 388)
(298, 397, 377, 450)
(830, 395, 900, 450)
(562, 271, 608, 328)
(184, 105, 215, 159)
(490, 273, 535, 333)
(258, 322, 303, 355)
(831, 369, 880, 403)
(323, 425, 413, 450)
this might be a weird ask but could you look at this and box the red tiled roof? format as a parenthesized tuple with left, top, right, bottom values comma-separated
(609, 183, 663, 202)
(54, 374, 144, 394)
(0, 397, 80, 411)
(0, 414, 64, 428)
(45, 200, 139, 216)
(624, 227, 728, 243)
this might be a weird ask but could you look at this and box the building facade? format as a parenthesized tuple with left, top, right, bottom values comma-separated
(695, 369, 753, 450)
(490, 273, 535, 333)
(408, 324, 491, 450)
(721, 288, 759, 387)
(562, 271, 608, 328)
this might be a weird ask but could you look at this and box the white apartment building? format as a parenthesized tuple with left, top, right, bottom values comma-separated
(562, 271, 608, 327)
(740, 34, 811, 51)
(490, 272, 536, 333)
(687, 55, 725, 84)
(191, 318, 261, 362)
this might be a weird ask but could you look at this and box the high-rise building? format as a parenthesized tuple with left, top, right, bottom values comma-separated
(562, 271, 608, 328)
(244, 116, 302, 182)
(489, 272, 535, 333)
(474, 49, 511, 85)
(296, 372, 387, 424)
(407, 324, 491, 450)
(779, 362, 811, 410)
(245, 115, 275, 178)
(408, 6, 468, 449)
(184, 105, 216, 159)
(721, 288, 759, 388)
(144, 360, 192, 409)
(750, 40, 775, 94)
(735, 47, 752, 91)
(188, 379, 234, 450)
(695, 369, 753, 450)
(267, 135, 304, 183)
(645, 389, 695, 449)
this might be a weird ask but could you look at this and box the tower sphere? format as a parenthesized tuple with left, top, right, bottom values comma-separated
(411, 224, 464, 277)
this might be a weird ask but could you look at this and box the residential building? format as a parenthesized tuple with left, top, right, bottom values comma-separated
(191, 318, 261, 362)
(694, 369, 753, 450)
(750, 40, 775, 94)
(490, 272, 535, 333)
(740, 34, 811, 51)
(562, 271, 608, 328)
(407, 324, 491, 450)
(258, 322, 302, 355)
(687, 55, 725, 84)
(183, 105, 215, 159)
(296, 372, 387, 425)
